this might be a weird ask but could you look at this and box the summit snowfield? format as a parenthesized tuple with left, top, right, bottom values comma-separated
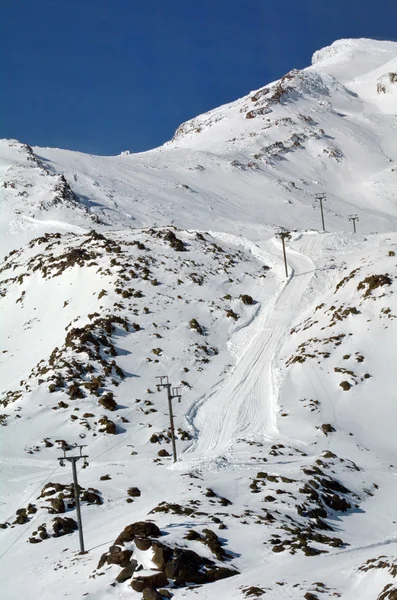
(1, 39, 397, 600)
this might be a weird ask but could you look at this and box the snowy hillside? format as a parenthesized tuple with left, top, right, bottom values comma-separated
(1, 38, 397, 600)
(1, 39, 397, 258)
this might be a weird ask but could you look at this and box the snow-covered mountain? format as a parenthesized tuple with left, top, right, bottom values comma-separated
(1, 39, 397, 600)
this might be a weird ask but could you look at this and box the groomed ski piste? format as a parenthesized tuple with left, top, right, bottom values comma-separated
(182, 232, 318, 464)
(1, 37, 397, 600)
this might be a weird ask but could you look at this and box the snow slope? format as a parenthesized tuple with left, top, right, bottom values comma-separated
(1, 40, 397, 258)
(1, 38, 397, 600)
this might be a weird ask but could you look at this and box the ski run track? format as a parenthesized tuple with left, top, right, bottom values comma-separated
(181, 231, 321, 466)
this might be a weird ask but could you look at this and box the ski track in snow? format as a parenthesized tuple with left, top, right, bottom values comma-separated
(181, 233, 320, 465)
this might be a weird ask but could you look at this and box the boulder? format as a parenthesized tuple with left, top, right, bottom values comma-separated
(49, 498, 66, 514)
(206, 566, 240, 582)
(98, 393, 117, 411)
(158, 449, 170, 457)
(165, 548, 209, 585)
(97, 553, 107, 569)
(142, 589, 163, 600)
(202, 528, 226, 560)
(135, 537, 152, 551)
(52, 517, 77, 537)
(81, 489, 102, 505)
(151, 542, 173, 570)
(115, 560, 138, 583)
(107, 549, 133, 567)
(131, 571, 168, 591)
(115, 521, 161, 545)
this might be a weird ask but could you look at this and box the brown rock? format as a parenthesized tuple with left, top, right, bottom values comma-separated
(131, 571, 168, 591)
(107, 549, 132, 567)
(151, 544, 165, 569)
(81, 489, 102, 504)
(131, 579, 145, 593)
(135, 537, 152, 551)
(142, 589, 162, 600)
(158, 449, 170, 457)
(97, 553, 107, 569)
(115, 560, 137, 582)
(98, 393, 117, 411)
(165, 548, 209, 585)
(49, 498, 65, 514)
(52, 517, 77, 536)
(202, 528, 226, 560)
(115, 521, 161, 545)
(206, 566, 239, 582)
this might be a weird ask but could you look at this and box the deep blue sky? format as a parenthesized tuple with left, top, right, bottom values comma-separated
(1, 0, 396, 155)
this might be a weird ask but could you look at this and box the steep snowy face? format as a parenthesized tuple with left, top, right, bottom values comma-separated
(169, 68, 355, 148)
(313, 38, 397, 114)
(312, 38, 397, 76)
(169, 38, 397, 148)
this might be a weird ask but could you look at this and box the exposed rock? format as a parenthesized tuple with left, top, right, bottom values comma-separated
(240, 294, 254, 305)
(98, 392, 117, 411)
(115, 521, 161, 545)
(115, 560, 138, 582)
(142, 589, 163, 600)
(158, 449, 170, 457)
(201, 528, 227, 560)
(107, 549, 133, 567)
(164, 547, 214, 585)
(135, 537, 152, 551)
(52, 517, 77, 537)
(131, 571, 168, 592)
(206, 566, 240, 582)
(151, 542, 173, 570)
(98, 415, 117, 434)
(49, 498, 65, 514)
(321, 423, 336, 435)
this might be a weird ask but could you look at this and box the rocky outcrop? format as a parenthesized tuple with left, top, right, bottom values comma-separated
(95, 520, 239, 596)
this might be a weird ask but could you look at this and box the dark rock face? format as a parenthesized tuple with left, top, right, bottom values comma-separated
(107, 549, 133, 567)
(135, 537, 152, 551)
(142, 589, 163, 600)
(151, 542, 173, 570)
(52, 517, 77, 537)
(81, 489, 102, 505)
(115, 560, 138, 582)
(157, 449, 170, 457)
(240, 294, 254, 305)
(97, 519, 239, 594)
(49, 498, 65, 514)
(115, 521, 161, 545)
(165, 548, 214, 585)
(98, 393, 117, 411)
(321, 423, 336, 435)
(98, 415, 117, 434)
(201, 528, 227, 560)
(206, 566, 240, 582)
(130, 571, 168, 592)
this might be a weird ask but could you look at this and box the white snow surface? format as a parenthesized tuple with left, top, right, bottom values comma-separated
(0, 38, 397, 600)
